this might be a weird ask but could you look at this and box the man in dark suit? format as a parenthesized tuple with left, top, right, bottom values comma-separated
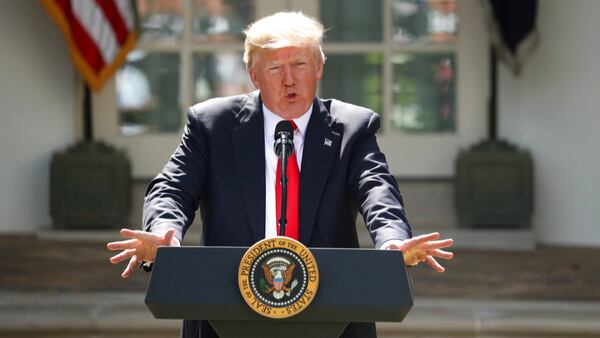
(108, 11, 453, 338)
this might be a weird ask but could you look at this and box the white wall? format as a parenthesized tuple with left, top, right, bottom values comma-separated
(499, 0, 600, 246)
(0, 0, 76, 232)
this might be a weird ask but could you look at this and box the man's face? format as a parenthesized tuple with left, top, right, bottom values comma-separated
(248, 46, 323, 119)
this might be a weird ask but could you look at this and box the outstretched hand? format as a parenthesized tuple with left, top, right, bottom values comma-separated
(386, 232, 454, 273)
(106, 228, 180, 278)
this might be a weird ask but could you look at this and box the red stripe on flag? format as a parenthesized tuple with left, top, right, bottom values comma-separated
(54, 0, 106, 73)
(94, 0, 129, 45)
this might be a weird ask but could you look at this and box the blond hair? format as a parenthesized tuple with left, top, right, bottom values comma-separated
(243, 11, 326, 69)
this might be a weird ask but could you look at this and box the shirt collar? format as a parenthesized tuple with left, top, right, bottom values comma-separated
(263, 103, 313, 140)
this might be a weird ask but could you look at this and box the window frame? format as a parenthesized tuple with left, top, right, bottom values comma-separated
(92, 0, 488, 178)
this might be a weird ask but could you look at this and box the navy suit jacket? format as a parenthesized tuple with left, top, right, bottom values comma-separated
(143, 91, 412, 337)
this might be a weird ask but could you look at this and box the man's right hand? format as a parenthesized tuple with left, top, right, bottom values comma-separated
(106, 228, 180, 278)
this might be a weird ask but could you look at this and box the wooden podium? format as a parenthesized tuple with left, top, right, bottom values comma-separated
(145, 246, 413, 337)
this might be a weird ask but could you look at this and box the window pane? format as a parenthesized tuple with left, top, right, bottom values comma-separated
(117, 51, 181, 135)
(137, 0, 183, 41)
(320, 54, 383, 116)
(392, 0, 458, 44)
(193, 53, 254, 102)
(320, 0, 382, 42)
(192, 0, 255, 42)
(392, 53, 456, 132)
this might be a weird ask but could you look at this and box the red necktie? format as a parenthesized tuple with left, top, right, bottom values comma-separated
(275, 121, 299, 240)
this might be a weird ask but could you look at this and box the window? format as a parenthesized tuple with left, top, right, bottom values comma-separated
(316, 0, 488, 176)
(320, 0, 458, 133)
(116, 0, 256, 136)
(95, 0, 487, 178)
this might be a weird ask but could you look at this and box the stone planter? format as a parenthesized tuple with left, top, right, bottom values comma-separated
(455, 139, 533, 228)
(50, 141, 131, 229)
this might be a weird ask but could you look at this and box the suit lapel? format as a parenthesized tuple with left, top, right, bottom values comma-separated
(299, 99, 341, 244)
(231, 93, 265, 242)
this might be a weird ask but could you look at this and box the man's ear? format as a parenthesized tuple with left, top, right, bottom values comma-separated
(316, 61, 324, 81)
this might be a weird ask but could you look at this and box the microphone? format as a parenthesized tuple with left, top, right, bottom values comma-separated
(274, 120, 294, 157)
(273, 120, 294, 237)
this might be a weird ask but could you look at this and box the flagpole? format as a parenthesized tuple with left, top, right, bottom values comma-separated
(488, 45, 497, 141)
(83, 83, 93, 142)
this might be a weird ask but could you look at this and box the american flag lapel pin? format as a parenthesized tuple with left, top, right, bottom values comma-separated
(324, 138, 332, 147)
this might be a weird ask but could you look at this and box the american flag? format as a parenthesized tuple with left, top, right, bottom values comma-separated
(40, 0, 137, 91)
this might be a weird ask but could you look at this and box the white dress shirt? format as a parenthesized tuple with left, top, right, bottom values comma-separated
(263, 104, 312, 238)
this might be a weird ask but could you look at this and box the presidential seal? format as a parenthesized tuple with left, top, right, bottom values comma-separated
(238, 237, 319, 319)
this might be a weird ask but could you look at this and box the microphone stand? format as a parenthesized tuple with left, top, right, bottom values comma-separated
(278, 137, 290, 237)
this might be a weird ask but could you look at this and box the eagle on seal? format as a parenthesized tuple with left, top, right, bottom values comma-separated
(262, 263, 296, 298)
